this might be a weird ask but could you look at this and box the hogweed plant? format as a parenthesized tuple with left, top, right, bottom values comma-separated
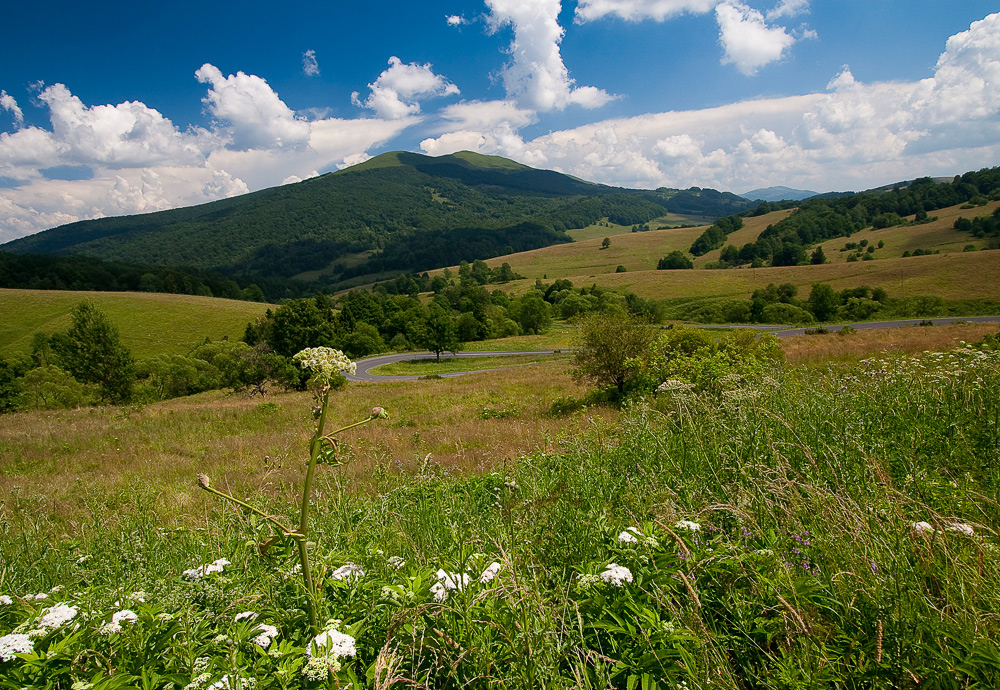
(197, 347, 388, 634)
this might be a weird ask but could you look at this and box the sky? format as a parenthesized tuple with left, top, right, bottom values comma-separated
(1, 0, 999, 242)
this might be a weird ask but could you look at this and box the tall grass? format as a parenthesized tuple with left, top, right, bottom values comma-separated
(0, 347, 997, 688)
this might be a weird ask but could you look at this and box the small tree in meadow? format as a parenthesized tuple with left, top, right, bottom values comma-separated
(572, 312, 656, 397)
(53, 301, 136, 404)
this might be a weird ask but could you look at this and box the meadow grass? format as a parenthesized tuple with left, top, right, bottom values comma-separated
(0, 289, 269, 359)
(1, 338, 998, 688)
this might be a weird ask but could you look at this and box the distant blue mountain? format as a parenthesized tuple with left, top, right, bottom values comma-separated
(741, 185, 819, 202)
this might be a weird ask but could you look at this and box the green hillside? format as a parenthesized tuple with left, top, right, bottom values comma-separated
(1, 151, 752, 288)
(0, 289, 269, 359)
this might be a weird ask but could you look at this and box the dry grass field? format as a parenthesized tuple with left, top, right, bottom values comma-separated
(0, 359, 609, 527)
(495, 248, 1000, 301)
(780, 321, 999, 364)
(0, 288, 269, 359)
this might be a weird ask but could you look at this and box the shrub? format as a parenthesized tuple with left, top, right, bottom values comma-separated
(760, 302, 815, 324)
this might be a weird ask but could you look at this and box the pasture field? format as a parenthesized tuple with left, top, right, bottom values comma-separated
(0, 289, 269, 359)
(496, 249, 1000, 302)
(1, 328, 997, 688)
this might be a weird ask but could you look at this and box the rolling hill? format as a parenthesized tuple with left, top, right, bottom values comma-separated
(0, 289, 269, 359)
(1, 151, 752, 288)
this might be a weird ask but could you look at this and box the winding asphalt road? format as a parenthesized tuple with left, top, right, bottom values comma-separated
(346, 316, 1000, 382)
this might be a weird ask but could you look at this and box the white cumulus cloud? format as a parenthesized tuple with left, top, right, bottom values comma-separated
(196, 63, 311, 150)
(351, 56, 459, 119)
(485, 0, 615, 111)
(446, 15, 468, 26)
(443, 12, 1000, 194)
(575, 0, 720, 22)
(0, 90, 24, 127)
(716, 1, 797, 75)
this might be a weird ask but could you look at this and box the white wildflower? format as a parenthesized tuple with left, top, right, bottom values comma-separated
(387, 556, 406, 570)
(600, 563, 634, 587)
(674, 520, 701, 532)
(0, 633, 33, 661)
(657, 379, 694, 393)
(112, 609, 138, 625)
(128, 591, 147, 603)
(99, 621, 122, 635)
(76, 555, 91, 565)
(234, 611, 258, 622)
(253, 624, 279, 649)
(945, 523, 974, 536)
(38, 602, 78, 629)
(330, 563, 365, 581)
(293, 347, 356, 383)
(49, 585, 64, 593)
(479, 561, 502, 584)
(575, 573, 601, 592)
(308, 627, 357, 658)
(618, 530, 639, 544)
(431, 569, 470, 601)
(183, 558, 231, 580)
(29, 593, 48, 600)
(0, 595, 12, 606)
(912, 521, 935, 534)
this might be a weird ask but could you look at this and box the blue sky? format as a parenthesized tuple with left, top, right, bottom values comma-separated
(1, 0, 998, 241)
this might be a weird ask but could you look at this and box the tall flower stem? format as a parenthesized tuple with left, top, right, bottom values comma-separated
(297, 387, 330, 634)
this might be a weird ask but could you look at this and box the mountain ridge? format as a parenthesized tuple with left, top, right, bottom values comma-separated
(2, 151, 751, 287)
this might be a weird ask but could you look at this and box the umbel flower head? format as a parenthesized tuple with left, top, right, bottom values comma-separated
(293, 347, 356, 384)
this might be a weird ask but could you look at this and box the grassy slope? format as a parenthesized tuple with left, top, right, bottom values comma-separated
(468, 204, 998, 302)
(0, 289, 270, 359)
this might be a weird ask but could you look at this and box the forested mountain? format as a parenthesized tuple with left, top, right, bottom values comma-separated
(1, 151, 751, 287)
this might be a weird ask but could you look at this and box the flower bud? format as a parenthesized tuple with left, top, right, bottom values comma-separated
(372, 407, 390, 419)
(197, 473, 211, 489)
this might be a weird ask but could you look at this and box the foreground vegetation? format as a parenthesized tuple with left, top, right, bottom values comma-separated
(1, 328, 998, 688)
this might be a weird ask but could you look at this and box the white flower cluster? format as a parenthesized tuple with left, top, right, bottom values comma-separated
(253, 624, 279, 649)
(234, 611, 257, 622)
(912, 520, 975, 536)
(0, 633, 33, 661)
(293, 347, 356, 383)
(431, 569, 470, 602)
(387, 556, 406, 570)
(657, 379, 694, 393)
(100, 609, 138, 635)
(183, 558, 231, 580)
(0, 595, 12, 605)
(618, 527, 641, 544)
(38, 603, 78, 629)
(479, 561, 502, 584)
(600, 563, 634, 587)
(674, 520, 701, 532)
(330, 563, 365, 581)
(308, 626, 357, 659)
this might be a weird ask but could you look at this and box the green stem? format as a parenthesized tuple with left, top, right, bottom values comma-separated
(199, 485, 297, 536)
(298, 387, 331, 634)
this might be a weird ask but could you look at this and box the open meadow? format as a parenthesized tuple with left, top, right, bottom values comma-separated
(0, 289, 269, 359)
(1, 322, 998, 688)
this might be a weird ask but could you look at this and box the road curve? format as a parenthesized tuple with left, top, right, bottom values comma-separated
(346, 316, 1000, 382)
(345, 350, 560, 382)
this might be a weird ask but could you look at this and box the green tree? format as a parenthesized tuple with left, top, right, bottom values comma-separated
(414, 306, 462, 361)
(601, 237, 611, 249)
(54, 301, 136, 403)
(572, 312, 656, 397)
(17, 365, 89, 410)
(512, 293, 551, 335)
(810, 246, 827, 264)
(268, 298, 336, 357)
(807, 283, 840, 321)
(657, 251, 693, 270)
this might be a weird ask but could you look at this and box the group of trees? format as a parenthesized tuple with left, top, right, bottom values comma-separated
(672, 283, 894, 325)
(247, 271, 666, 364)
